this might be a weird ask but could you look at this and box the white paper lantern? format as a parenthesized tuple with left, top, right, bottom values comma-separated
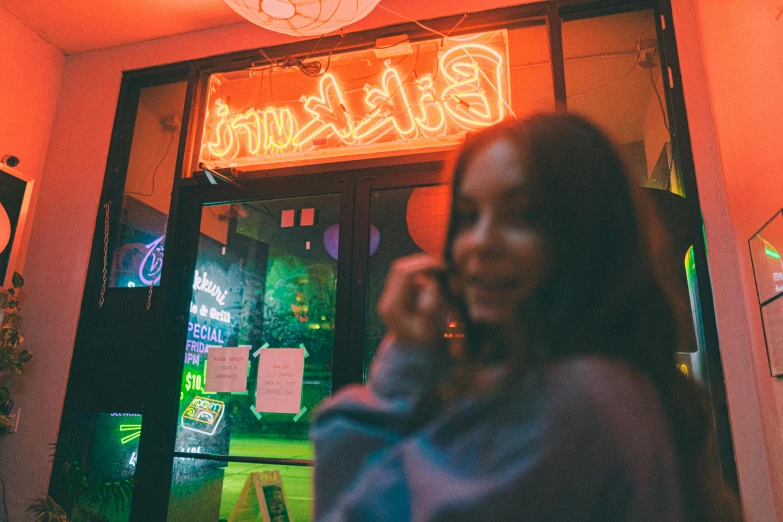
(224, 0, 382, 36)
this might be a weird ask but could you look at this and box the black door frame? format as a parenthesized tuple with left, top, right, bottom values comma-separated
(131, 159, 447, 520)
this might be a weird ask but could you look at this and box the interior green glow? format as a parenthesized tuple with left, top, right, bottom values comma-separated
(765, 247, 781, 260)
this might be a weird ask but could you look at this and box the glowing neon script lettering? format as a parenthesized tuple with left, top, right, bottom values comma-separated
(192, 271, 228, 306)
(201, 39, 510, 164)
(181, 396, 225, 436)
(139, 235, 165, 285)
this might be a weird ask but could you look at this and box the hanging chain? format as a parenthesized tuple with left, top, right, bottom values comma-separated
(99, 201, 111, 308)
(146, 217, 169, 311)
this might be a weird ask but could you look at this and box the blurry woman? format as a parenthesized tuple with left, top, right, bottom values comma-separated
(310, 113, 741, 521)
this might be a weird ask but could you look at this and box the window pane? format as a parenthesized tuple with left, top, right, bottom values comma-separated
(562, 10, 682, 194)
(49, 412, 140, 522)
(680, 246, 705, 381)
(174, 194, 339, 459)
(364, 184, 450, 378)
(168, 457, 313, 522)
(508, 22, 554, 116)
(196, 30, 512, 171)
(110, 81, 187, 288)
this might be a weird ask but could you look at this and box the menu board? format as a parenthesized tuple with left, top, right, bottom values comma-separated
(749, 211, 783, 304)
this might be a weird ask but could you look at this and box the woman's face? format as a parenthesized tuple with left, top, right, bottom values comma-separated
(451, 137, 550, 327)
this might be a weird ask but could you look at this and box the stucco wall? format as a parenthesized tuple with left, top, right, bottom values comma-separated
(671, 0, 783, 519)
(0, 5, 65, 519)
(0, 8, 64, 280)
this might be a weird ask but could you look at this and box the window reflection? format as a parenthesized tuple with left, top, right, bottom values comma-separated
(563, 10, 682, 195)
(110, 81, 187, 288)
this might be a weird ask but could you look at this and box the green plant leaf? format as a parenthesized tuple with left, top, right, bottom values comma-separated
(4, 312, 21, 328)
(0, 413, 12, 433)
(3, 326, 19, 347)
(7, 298, 19, 309)
(0, 293, 7, 309)
(18, 349, 33, 363)
(12, 272, 24, 289)
(73, 505, 109, 522)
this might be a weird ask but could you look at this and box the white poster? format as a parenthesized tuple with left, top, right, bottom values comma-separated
(205, 345, 251, 393)
(256, 348, 305, 414)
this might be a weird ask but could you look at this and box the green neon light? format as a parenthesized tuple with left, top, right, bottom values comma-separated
(765, 248, 781, 260)
(119, 424, 142, 444)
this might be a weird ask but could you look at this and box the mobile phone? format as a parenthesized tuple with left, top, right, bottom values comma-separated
(434, 268, 466, 343)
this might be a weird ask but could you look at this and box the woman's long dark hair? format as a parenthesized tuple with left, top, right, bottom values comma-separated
(437, 113, 740, 521)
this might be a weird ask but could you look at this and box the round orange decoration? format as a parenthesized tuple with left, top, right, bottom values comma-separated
(406, 185, 452, 257)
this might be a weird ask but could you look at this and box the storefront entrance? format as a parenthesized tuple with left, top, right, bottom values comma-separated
(144, 160, 448, 521)
(48, 3, 739, 521)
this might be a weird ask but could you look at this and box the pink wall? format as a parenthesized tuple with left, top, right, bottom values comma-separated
(0, 5, 65, 519)
(671, 0, 783, 519)
(0, 7, 64, 279)
(0, 1, 531, 519)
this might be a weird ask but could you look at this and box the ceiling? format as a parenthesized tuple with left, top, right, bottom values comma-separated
(0, 0, 244, 54)
(3, 1, 662, 150)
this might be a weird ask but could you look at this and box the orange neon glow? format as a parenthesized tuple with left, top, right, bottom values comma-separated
(352, 66, 419, 144)
(293, 73, 354, 147)
(207, 102, 237, 159)
(265, 107, 298, 152)
(440, 44, 506, 131)
(200, 31, 511, 167)
(414, 74, 447, 137)
(231, 109, 263, 155)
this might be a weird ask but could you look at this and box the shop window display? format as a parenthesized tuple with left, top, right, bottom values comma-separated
(168, 195, 338, 521)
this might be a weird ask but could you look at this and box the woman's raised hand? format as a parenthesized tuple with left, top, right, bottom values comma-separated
(378, 254, 448, 350)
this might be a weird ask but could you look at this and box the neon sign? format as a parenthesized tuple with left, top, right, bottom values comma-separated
(119, 424, 142, 444)
(199, 30, 511, 168)
(181, 396, 225, 436)
(139, 235, 165, 285)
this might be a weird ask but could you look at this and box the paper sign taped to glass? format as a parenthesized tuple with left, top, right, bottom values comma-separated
(255, 348, 306, 414)
(228, 470, 293, 522)
(205, 345, 251, 392)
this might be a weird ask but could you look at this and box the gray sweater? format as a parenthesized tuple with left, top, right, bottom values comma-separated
(310, 338, 684, 521)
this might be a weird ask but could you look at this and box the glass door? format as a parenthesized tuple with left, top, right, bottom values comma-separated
(353, 169, 451, 379)
(129, 161, 447, 522)
(167, 192, 341, 522)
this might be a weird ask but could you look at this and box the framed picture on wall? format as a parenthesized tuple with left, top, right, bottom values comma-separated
(0, 166, 34, 287)
(749, 210, 783, 305)
(761, 295, 783, 376)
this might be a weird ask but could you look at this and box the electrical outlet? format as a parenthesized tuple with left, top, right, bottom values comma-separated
(8, 407, 19, 433)
(637, 39, 658, 69)
(160, 114, 181, 133)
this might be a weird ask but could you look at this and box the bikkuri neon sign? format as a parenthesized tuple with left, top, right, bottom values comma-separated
(199, 30, 511, 167)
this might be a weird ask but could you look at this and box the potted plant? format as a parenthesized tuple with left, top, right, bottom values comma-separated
(0, 272, 31, 434)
